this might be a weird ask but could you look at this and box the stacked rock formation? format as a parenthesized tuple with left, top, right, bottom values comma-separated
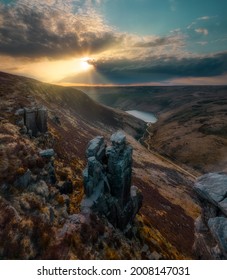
(16, 107, 48, 137)
(193, 173, 227, 259)
(81, 131, 142, 230)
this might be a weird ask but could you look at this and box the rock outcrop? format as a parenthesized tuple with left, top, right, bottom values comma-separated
(193, 173, 227, 259)
(81, 131, 142, 230)
(16, 106, 48, 137)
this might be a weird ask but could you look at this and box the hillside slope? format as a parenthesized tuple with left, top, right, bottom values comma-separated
(0, 72, 199, 259)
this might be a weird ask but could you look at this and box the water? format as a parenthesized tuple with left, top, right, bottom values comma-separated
(126, 110, 157, 123)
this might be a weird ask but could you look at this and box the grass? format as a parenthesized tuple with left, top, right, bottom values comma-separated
(199, 124, 227, 137)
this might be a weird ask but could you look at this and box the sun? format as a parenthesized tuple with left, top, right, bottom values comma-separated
(80, 57, 93, 71)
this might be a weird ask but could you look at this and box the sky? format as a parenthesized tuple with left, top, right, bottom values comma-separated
(0, 0, 227, 85)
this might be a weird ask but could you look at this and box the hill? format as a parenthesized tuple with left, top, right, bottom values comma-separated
(0, 72, 199, 259)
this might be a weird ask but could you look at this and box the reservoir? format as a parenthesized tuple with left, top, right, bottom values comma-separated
(126, 110, 157, 123)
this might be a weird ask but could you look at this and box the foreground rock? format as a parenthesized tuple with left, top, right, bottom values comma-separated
(193, 173, 227, 259)
(81, 131, 143, 230)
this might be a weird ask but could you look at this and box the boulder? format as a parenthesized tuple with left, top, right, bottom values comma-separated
(208, 217, 227, 258)
(39, 149, 55, 158)
(194, 173, 227, 205)
(193, 173, 227, 259)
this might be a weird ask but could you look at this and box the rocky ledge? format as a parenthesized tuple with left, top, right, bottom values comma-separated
(81, 131, 143, 230)
(193, 173, 227, 259)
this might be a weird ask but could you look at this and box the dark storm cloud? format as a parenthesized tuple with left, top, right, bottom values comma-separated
(0, 6, 76, 57)
(0, 3, 120, 58)
(85, 51, 227, 83)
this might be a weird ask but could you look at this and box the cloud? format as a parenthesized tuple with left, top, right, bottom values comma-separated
(0, 0, 118, 58)
(195, 28, 209, 36)
(0, 0, 187, 62)
(1, 0, 226, 86)
(0, 0, 193, 85)
(197, 16, 217, 21)
(133, 35, 185, 48)
(93, 52, 227, 77)
(197, 16, 211, 21)
(61, 51, 227, 84)
(187, 16, 217, 30)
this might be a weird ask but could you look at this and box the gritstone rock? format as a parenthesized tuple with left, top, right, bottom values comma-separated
(81, 131, 142, 230)
(15, 106, 48, 137)
(193, 173, 227, 259)
(39, 149, 55, 158)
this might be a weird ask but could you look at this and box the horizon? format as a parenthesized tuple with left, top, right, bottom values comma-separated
(0, 0, 227, 86)
(2, 70, 227, 87)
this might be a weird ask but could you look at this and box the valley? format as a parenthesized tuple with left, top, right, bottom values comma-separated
(81, 86, 227, 174)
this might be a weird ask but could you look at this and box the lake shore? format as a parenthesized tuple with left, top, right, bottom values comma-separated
(126, 110, 157, 123)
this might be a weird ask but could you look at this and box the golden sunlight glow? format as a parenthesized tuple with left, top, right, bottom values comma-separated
(1, 56, 96, 83)
(80, 57, 93, 71)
